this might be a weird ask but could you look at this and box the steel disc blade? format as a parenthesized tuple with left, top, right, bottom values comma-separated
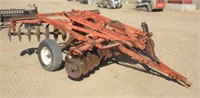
(79, 56, 89, 75)
(97, 50, 102, 58)
(84, 55, 92, 72)
(45, 27, 49, 39)
(17, 26, 22, 42)
(53, 34, 58, 41)
(98, 49, 106, 59)
(27, 28, 31, 42)
(8, 27, 12, 42)
(36, 26, 40, 42)
(65, 62, 82, 79)
(104, 49, 111, 60)
(65, 56, 82, 79)
(86, 52, 95, 71)
(62, 33, 66, 41)
(93, 54, 101, 67)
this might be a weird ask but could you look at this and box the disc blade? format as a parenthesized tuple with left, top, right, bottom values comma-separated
(86, 52, 95, 71)
(104, 49, 111, 60)
(65, 57, 82, 79)
(98, 49, 106, 59)
(17, 26, 22, 42)
(53, 34, 58, 41)
(8, 27, 12, 42)
(62, 33, 66, 41)
(27, 28, 31, 42)
(45, 27, 49, 39)
(79, 56, 89, 75)
(36, 26, 40, 42)
(93, 53, 100, 67)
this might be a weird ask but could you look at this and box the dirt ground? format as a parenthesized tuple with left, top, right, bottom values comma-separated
(0, 0, 200, 98)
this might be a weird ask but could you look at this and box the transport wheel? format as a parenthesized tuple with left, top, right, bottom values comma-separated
(159, 9, 164, 12)
(100, 4, 105, 8)
(146, 4, 152, 12)
(118, 5, 122, 9)
(38, 39, 62, 71)
(107, 4, 112, 9)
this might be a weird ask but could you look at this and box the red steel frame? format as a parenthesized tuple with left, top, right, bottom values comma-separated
(9, 9, 191, 87)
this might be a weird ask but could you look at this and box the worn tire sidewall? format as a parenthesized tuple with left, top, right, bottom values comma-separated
(38, 39, 62, 71)
(146, 4, 152, 12)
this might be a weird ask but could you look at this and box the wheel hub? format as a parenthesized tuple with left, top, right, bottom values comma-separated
(41, 47, 52, 65)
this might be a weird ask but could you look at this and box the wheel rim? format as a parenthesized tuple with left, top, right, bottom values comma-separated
(41, 47, 52, 65)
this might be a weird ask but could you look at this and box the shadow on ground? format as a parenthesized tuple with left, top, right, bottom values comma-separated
(20, 47, 38, 56)
(20, 47, 183, 86)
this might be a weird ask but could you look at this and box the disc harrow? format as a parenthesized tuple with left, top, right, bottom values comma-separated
(8, 9, 191, 87)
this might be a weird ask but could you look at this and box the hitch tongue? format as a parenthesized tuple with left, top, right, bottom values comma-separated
(177, 79, 192, 88)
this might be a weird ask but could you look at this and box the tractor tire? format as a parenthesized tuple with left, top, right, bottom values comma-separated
(38, 39, 62, 71)
(99, 4, 105, 8)
(107, 4, 112, 9)
(118, 5, 122, 9)
(159, 9, 164, 12)
(146, 4, 152, 12)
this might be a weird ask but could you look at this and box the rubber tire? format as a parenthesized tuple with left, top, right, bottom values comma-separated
(38, 39, 62, 71)
(146, 4, 152, 12)
(107, 4, 112, 9)
(118, 5, 122, 9)
(159, 9, 164, 12)
(99, 4, 105, 8)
